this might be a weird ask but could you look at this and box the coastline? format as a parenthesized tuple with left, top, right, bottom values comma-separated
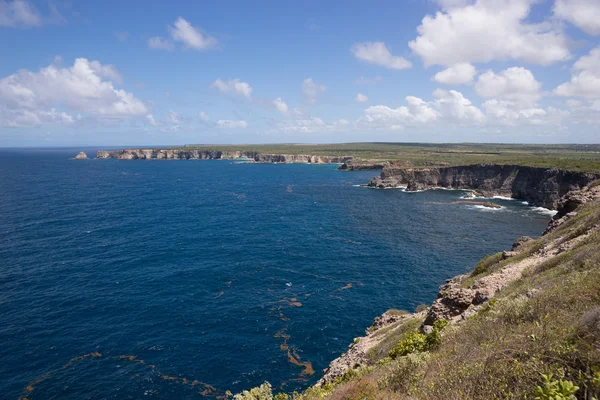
(313, 180, 600, 391)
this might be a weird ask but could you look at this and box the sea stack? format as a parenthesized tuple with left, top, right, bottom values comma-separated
(74, 152, 88, 160)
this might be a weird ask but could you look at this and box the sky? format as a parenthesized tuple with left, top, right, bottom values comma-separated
(1, 0, 600, 146)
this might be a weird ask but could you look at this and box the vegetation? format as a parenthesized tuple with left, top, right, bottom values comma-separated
(171, 143, 600, 172)
(234, 195, 600, 399)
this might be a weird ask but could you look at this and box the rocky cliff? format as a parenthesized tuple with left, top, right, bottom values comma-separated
(368, 164, 600, 209)
(315, 181, 600, 393)
(96, 149, 352, 164)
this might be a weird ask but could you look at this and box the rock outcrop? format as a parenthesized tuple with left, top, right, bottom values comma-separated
(368, 164, 600, 209)
(96, 149, 353, 164)
(73, 152, 88, 160)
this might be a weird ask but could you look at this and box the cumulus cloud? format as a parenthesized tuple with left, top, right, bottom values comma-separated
(168, 17, 218, 50)
(355, 93, 369, 103)
(211, 78, 253, 99)
(554, 0, 600, 36)
(351, 42, 412, 70)
(433, 63, 476, 84)
(0, 57, 147, 127)
(302, 78, 326, 104)
(482, 99, 556, 126)
(554, 47, 600, 99)
(358, 89, 484, 130)
(475, 67, 542, 104)
(148, 36, 174, 51)
(199, 111, 209, 121)
(362, 97, 440, 127)
(273, 97, 288, 114)
(217, 120, 247, 128)
(0, 0, 41, 27)
(433, 89, 485, 123)
(409, 0, 570, 66)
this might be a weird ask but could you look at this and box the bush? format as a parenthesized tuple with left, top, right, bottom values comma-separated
(388, 319, 448, 359)
(534, 374, 578, 400)
(424, 319, 449, 350)
(234, 382, 273, 400)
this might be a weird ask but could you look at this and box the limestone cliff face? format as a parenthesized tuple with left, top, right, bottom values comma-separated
(96, 149, 352, 164)
(96, 149, 259, 160)
(368, 164, 600, 209)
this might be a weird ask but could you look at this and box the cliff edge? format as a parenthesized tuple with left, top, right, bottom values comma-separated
(368, 164, 600, 209)
(96, 149, 353, 164)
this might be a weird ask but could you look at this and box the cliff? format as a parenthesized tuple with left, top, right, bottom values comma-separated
(337, 161, 389, 171)
(368, 163, 600, 209)
(96, 149, 353, 164)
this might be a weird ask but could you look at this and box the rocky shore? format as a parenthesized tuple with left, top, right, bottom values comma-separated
(96, 149, 353, 164)
(367, 164, 600, 209)
(317, 181, 600, 386)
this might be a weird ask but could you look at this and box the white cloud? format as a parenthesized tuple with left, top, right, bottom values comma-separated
(273, 97, 288, 114)
(432, 89, 485, 123)
(475, 67, 542, 104)
(554, 47, 600, 99)
(362, 97, 439, 127)
(0, 0, 41, 27)
(148, 36, 174, 51)
(355, 76, 383, 85)
(359, 89, 484, 130)
(0, 57, 147, 127)
(482, 99, 550, 125)
(409, 0, 570, 66)
(146, 114, 157, 126)
(199, 111, 209, 121)
(217, 119, 247, 128)
(355, 93, 369, 103)
(88, 60, 123, 84)
(302, 78, 326, 104)
(351, 42, 412, 70)
(168, 17, 217, 50)
(211, 78, 253, 99)
(433, 63, 476, 84)
(554, 0, 600, 36)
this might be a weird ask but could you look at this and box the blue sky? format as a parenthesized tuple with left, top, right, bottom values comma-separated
(1, 0, 599, 146)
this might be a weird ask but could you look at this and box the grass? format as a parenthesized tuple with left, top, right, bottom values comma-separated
(136, 142, 600, 172)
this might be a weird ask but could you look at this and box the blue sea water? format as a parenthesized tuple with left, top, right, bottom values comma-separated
(0, 149, 552, 399)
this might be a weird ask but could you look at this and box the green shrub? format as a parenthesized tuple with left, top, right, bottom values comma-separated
(388, 319, 448, 359)
(274, 393, 289, 400)
(425, 319, 449, 350)
(388, 331, 427, 359)
(234, 382, 273, 400)
(534, 374, 579, 400)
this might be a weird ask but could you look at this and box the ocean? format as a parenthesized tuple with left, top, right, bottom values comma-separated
(0, 148, 552, 399)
